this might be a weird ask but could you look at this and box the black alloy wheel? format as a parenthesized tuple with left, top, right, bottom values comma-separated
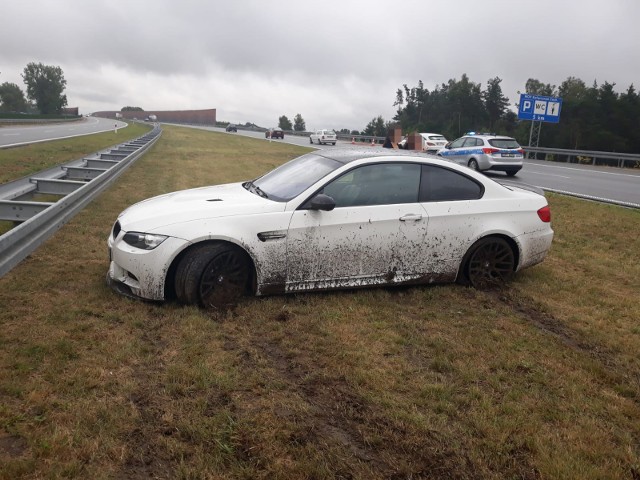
(175, 244, 250, 309)
(464, 237, 515, 289)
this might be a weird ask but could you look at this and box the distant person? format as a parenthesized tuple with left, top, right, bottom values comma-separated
(382, 136, 393, 148)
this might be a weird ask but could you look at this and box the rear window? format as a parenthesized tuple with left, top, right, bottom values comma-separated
(489, 138, 520, 149)
(428, 135, 446, 141)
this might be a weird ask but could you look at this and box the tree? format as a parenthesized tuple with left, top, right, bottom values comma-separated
(524, 78, 557, 96)
(21, 62, 67, 114)
(482, 77, 509, 130)
(121, 106, 144, 111)
(293, 113, 306, 132)
(278, 115, 292, 130)
(0, 82, 27, 112)
(363, 115, 386, 137)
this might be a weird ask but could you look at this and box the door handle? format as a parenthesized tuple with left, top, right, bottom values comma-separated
(399, 214, 422, 222)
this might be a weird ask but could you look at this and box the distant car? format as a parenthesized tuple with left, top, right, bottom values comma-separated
(420, 133, 448, 153)
(226, 124, 238, 132)
(310, 129, 337, 145)
(437, 132, 524, 176)
(266, 128, 284, 139)
(107, 148, 553, 309)
(398, 133, 448, 152)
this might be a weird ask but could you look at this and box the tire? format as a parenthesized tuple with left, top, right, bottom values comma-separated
(309, 137, 313, 144)
(468, 159, 479, 171)
(174, 243, 250, 309)
(459, 237, 515, 289)
(332, 142, 336, 146)
(505, 169, 520, 177)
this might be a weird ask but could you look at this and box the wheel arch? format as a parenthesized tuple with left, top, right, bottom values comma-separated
(455, 233, 520, 284)
(164, 239, 258, 300)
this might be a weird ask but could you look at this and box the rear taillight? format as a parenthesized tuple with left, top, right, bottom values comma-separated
(427, 141, 435, 146)
(518, 148, 525, 155)
(537, 205, 551, 223)
(482, 147, 499, 154)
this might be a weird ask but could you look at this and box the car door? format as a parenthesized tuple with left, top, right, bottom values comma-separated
(417, 164, 486, 280)
(285, 162, 428, 291)
(440, 136, 467, 164)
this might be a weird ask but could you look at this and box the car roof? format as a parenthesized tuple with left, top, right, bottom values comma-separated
(311, 148, 442, 165)
(464, 132, 514, 139)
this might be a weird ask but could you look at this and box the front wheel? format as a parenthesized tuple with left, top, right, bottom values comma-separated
(309, 137, 313, 144)
(174, 243, 250, 309)
(459, 237, 515, 289)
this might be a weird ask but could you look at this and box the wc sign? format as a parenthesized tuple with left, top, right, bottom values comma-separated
(518, 94, 563, 123)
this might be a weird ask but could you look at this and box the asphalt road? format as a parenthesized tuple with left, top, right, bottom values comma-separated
(192, 126, 640, 208)
(5, 120, 638, 208)
(0, 116, 128, 148)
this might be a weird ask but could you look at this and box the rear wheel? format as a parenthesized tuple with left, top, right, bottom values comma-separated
(309, 137, 313, 144)
(460, 237, 515, 289)
(505, 168, 520, 177)
(174, 243, 250, 309)
(468, 159, 479, 171)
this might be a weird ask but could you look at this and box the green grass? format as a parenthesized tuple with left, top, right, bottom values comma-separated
(0, 125, 639, 479)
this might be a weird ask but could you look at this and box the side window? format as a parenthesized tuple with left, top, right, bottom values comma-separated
(449, 137, 466, 148)
(462, 137, 479, 147)
(419, 165, 484, 202)
(323, 163, 421, 207)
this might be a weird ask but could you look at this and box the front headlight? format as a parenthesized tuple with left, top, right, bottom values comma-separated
(122, 232, 168, 250)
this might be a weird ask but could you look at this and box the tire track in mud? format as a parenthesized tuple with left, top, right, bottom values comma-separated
(222, 319, 481, 480)
(115, 309, 174, 480)
(482, 288, 640, 403)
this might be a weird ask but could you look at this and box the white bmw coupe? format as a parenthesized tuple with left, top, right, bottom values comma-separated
(107, 149, 553, 308)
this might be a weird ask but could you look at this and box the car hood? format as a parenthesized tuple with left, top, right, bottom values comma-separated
(117, 182, 285, 234)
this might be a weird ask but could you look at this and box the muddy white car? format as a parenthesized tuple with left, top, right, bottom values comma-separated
(107, 149, 553, 308)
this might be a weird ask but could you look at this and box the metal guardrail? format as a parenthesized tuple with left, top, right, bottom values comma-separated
(525, 146, 640, 168)
(0, 125, 162, 278)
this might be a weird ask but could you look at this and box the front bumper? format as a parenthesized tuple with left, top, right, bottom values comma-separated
(107, 233, 190, 301)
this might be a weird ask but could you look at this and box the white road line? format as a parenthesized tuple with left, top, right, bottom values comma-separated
(527, 161, 640, 178)
(539, 186, 640, 209)
(2, 133, 20, 136)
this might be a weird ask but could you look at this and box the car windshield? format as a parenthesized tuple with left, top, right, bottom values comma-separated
(252, 154, 342, 202)
(489, 138, 520, 149)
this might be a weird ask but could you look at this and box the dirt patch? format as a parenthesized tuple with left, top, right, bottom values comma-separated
(226, 327, 482, 479)
(0, 433, 27, 458)
(484, 288, 639, 401)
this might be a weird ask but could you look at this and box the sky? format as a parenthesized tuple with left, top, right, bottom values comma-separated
(1, 0, 638, 132)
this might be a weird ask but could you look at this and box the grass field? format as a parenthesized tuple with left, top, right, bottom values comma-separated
(1, 125, 639, 479)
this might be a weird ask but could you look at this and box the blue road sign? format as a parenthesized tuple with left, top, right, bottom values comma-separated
(518, 94, 563, 123)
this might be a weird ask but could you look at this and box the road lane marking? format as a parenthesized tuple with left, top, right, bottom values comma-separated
(538, 186, 640, 209)
(527, 161, 640, 178)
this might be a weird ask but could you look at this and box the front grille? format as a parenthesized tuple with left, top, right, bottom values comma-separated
(112, 221, 121, 239)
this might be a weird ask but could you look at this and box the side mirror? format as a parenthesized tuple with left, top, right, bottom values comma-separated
(309, 194, 336, 211)
(445, 142, 451, 149)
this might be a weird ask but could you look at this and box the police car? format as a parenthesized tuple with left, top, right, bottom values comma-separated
(437, 132, 524, 176)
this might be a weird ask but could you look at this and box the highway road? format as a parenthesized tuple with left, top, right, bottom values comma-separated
(3, 120, 638, 208)
(0, 116, 128, 148)
(184, 125, 640, 208)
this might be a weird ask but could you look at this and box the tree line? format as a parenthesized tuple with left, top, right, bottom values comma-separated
(361, 75, 640, 153)
(0, 63, 68, 115)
